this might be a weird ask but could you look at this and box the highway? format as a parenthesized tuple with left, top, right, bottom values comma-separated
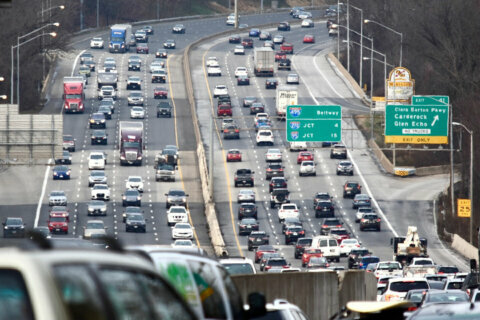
(0, 10, 469, 272)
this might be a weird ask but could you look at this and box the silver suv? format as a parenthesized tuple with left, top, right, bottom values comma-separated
(165, 188, 189, 208)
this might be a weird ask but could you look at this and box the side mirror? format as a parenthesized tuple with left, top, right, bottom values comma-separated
(105, 227, 108, 229)
(246, 292, 266, 318)
(186, 194, 189, 197)
(165, 193, 168, 196)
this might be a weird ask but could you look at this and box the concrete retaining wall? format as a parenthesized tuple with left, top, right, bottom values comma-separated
(452, 234, 479, 265)
(232, 271, 377, 320)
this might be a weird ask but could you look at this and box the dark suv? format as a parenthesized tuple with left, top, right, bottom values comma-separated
(315, 200, 335, 218)
(234, 169, 254, 187)
(320, 218, 343, 235)
(313, 192, 332, 208)
(294, 237, 312, 259)
(348, 248, 371, 269)
(264, 257, 289, 271)
(284, 226, 305, 244)
(343, 181, 361, 198)
(266, 162, 284, 180)
(270, 188, 290, 208)
(248, 231, 270, 251)
(269, 177, 287, 192)
(359, 213, 381, 231)
(157, 101, 172, 118)
(238, 203, 258, 220)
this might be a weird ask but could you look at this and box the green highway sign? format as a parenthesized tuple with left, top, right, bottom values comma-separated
(385, 103, 449, 144)
(412, 95, 449, 106)
(286, 105, 342, 142)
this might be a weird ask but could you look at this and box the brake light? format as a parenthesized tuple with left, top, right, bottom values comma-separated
(299, 231, 304, 234)
(285, 231, 291, 235)
(385, 294, 400, 302)
(322, 225, 328, 228)
(407, 306, 418, 312)
(361, 219, 366, 223)
(377, 219, 381, 222)
(340, 245, 344, 248)
(326, 263, 330, 267)
(438, 271, 444, 274)
(267, 168, 272, 171)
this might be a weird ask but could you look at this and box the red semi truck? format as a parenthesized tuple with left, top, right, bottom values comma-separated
(119, 121, 143, 166)
(63, 77, 85, 113)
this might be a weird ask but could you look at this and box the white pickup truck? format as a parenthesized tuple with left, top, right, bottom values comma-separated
(374, 261, 403, 279)
(278, 203, 299, 222)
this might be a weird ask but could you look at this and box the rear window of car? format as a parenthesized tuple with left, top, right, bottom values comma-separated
(325, 220, 341, 225)
(438, 266, 459, 273)
(222, 263, 255, 275)
(362, 257, 380, 264)
(0, 269, 34, 320)
(390, 281, 429, 292)
(297, 239, 312, 246)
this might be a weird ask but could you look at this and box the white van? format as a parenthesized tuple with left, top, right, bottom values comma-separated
(289, 141, 307, 151)
(311, 235, 340, 262)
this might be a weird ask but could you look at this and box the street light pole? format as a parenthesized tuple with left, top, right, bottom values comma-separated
(349, 4, 363, 87)
(364, 19, 403, 67)
(346, 0, 350, 72)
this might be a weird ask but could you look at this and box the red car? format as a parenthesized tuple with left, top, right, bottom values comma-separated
(154, 86, 168, 99)
(303, 34, 315, 43)
(297, 151, 314, 164)
(301, 248, 324, 267)
(48, 216, 68, 234)
(254, 245, 276, 263)
(217, 104, 232, 117)
(275, 51, 287, 62)
(330, 228, 350, 244)
(241, 38, 253, 48)
(49, 206, 70, 222)
(227, 149, 242, 162)
(136, 44, 149, 54)
(280, 43, 293, 54)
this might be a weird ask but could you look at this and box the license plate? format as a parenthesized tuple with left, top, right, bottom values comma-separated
(134, 226, 138, 228)
(60, 175, 63, 178)
(256, 239, 262, 242)
(56, 229, 61, 231)
(97, 140, 102, 142)
(247, 226, 251, 228)
(293, 232, 298, 236)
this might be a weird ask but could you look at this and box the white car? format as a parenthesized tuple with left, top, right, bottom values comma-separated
(235, 67, 248, 78)
(221, 118, 235, 130)
(298, 11, 312, 19)
(278, 203, 299, 222)
(219, 257, 256, 275)
(127, 91, 144, 106)
(98, 85, 117, 100)
(299, 161, 316, 176)
(130, 106, 145, 119)
(301, 19, 314, 28)
(265, 149, 282, 162)
(286, 73, 299, 84)
(234, 45, 245, 55)
(213, 84, 228, 97)
(374, 261, 404, 279)
(237, 189, 256, 203)
(88, 152, 106, 170)
(125, 176, 144, 192)
(206, 57, 218, 67)
(91, 184, 111, 201)
(207, 66, 222, 76)
(226, 16, 236, 25)
(273, 34, 284, 44)
(339, 238, 361, 256)
(83, 220, 107, 239)
(381, 278, 429, 302)
(167, 206, 189, 226)
(48, 190, 67, 206)
(256, 129, 274, 146)
(90, 37, 104, 49)
(411, 257, 435, 266)
(289, 141, 307, 151)
(172, 239, 195, 247)
(149, 61, 165, 73)
(171, 222, 194, 239)
(254, 113, 270, 125)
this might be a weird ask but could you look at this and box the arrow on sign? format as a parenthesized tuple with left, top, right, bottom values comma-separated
(431, 115, 439, 126)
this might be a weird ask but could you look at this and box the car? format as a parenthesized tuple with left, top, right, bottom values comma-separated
(286, 73, 300, 84)
(337, 160, 354, 175)
(83, 219, 107, 239)
(265, 78, 278, 89)
(136, 43, 149, 54)
(273, 34, 284, 44)
(127, 91, 144, 106)
(264, 257, 289, 272)
(78, 65, 91, 77)
(381, 278, 430, 302)
(282, 216, 302, 234)
(125, 213, 146, 233)
(130, 106, 145, 119)
(360, 213, 381, 231)
(256, 129, 274, 146)
(219, 257, 256, 275)
(226, 16, 236, 26)
(238, 218, 259, 235)
(315, 200, 335, 218)
(91, 129, 107, 145)
(297, 151, 314, 164)
(255, 119, 272, 132)
(320, 217, 343, 235)
(234, 168, 254, 187)
(301, 248, 323, 267)
(207, 65, 222, 76)
(352, 194, 371, 209)
(265, 149, 282, 162)
(128, 60, 141, 71)
(48, 190, 67, 206)
(331, 144, 347, 159)
(299, 160, 316, 176)
(231, 45, 245, 55)
(301, 19, 314, 28)
(121, 206, 143, 223)
(278, 203, 299, 222)
(172, 24, 185, 33)
(238, 203, 258, 220)
(87, 200, 107, 216)
(222, 118, 235, 131)
(254, 112, 270, 124)
(217, 104, 232, 117)
(237, 75, 250, 85)
(80, 51, 94, 64)
(348, 247, 371, 269)
(343, 181, 362, 198)
(436, 265, 460, 277)
(269, 177, 287, 193)
(33, 226, 52, 239)
(163, 39, 176, 49)
(152, 86, 168, 99)
(171, 222, 194, 239)
(303, 34, 315, 43)
(125, 176, 144, 192)
(55, 150, 72, 165)
(47, 215, 68, 234)
(298, 11, 312, 19)
(229, 34, 241, 43)
(275, 51, 287, 61)
(154, 49, 167, 59)
(89, 112, 106, 129)
(280, 43, 294, 54)
(247, 231, 270, 251)
(259, 31, 271, 40)
(270, 188, 290, 208)
(249, 28, 260, 37)
(265, 162, 284, 180)
(250, 102, 265, 114)
(150, 60, 165, 73)
(99, 98, 115, 113)
(306, 257, 330, 269)
(52, 165, 71, 180)
(223, 124, 240, 139)
(157, 101, 172, 118)
(264, 41, 275, 49)
(97, 105, 112, 119)
(88, 170, 107, 187)
(205, 56, 218, 67)
(167, 206, 188, 226)
(313, 192, 333, 207)
(142, 25, 154, 34)
(443, 278, 464, 290)
(226, 149, 242, 162)
(2, 217, 26, 238)
(285, 225, 305, 244)
(88, 152, 106, 170)
(237, 189, 256, 204)
(277, 21, 291, 31)
(122, 188, 142, 207)
(135, 29, 148, 42)
(165, 188, 188, 208)
(234, 66, 248, 77)
(213, 84, 228, 98)
(329, 228, 350, 244)
(418, 290, 469, 310)
(253, 245, 276, 263)
(355, 207, 375, 223)
(359, 256, 380, 270)
(98, 85, 116, 100)
(126, 76, 141, 90)
(90, 37, 104, 49)
(162, 146, 179, 164)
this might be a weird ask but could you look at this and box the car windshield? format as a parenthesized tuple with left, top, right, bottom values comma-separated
(325, 220, 341, 225)
(90, 154, 103, 160)
(50, 191, 65, 196)
(170, 207, 186, 213)
(169, 190, 185, 196)
(390, 281, 429, 293)
(93, 185, 108, 190)
(363, 257, 380, 264)
(55, 166, 68, 171)
(223, 263, 255, 275)
(49, 217, 66, 222)
(347, 183, 358, 188)
(6, 218, 22, 225)
(130, 92, 142, 97)
(242, 219, 256, 225)
(125, 190, 139, 196)
(86, 222, 104, 229)
(438, 267, 459, 273)
(129, 177, 142, 182)
(89, 201, 104, 206)
(128, 215, 143, 221)
(378, 263, 401, 270)
(176, 224, 191, 229)
(90, 171, 104, 177)
(268, 259, 287, 266)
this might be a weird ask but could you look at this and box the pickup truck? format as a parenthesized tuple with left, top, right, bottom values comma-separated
(374, 261, 403, 279)
(278, 203, 299, 222)
(152, 70, 166, 83)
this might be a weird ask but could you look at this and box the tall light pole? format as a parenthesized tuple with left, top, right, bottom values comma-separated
(349, 4, 363, 87)
(346, 0, 350, 72)
(452, 122, 474, 244)
(364, 19, 403, 67)
(39, 4, 64, 81)
(14, 31, 57, 107)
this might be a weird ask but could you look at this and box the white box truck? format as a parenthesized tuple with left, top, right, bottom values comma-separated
(276, 85, 298, 119)
(254, 47, 274, 77)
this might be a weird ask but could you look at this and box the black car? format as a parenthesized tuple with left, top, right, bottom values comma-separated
(164, 39, 176, 49)
(239, 218, 259, 235)
(282, 217, 302, 234)
(348, 248, 371, 269)
(155, 49, 168, 59)
(229, 34, 241, 43)
(89, 112, 106, 129)
(265, 78, 278, 89)
(294, 238, 312, 259)
(277, 58, 291, 71)
(313, 192, 332, 208)
(320, 217, 343, 235)
(266, 162, 284, 180)
(243, 96, 257, 108)
(277, 21, 291, 31)
(259, 252, 281, 271)
(359, 213, 381, 231)
(128, 60, 141, 71)
(125, 213, 147, 233)
(97, 106, 112, 120)
(269, 177, 287, 193)
(157, 101, 172, 118)
(238, 203, 257, 220)
(247, 231, 270, 251)
(3, 217, 25, 238)
(237, 75, 250, 85)
(122, 207, 144, 223)
(343, 181, 361, 198)
(250, 102, 265, 114)
(234, 168, 254, 187)
(122, 189, 141, 207)
(55, 150, 72, 165)
(91, 130, 108, 145)
(284, 225, 305, 244)
(315, 200, 335, 218)
(142, 25, 154, 34)
(223, 125, 240, 139)
(172, 24, 186, 34)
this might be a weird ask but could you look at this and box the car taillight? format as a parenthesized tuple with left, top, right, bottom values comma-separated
(407, 306, 417, 312)
(299, 231, 305, 234)
(355, 244, 360, 247)
(265, 266, 271, 270)
(385, 294, 400, 302)
(326, 263, 330, 267)
(377, 219, 381, 222)
(340, 245, 344, 248)
(286, 231, 291, 235)
(223, 130, 228, 133)
(235, 129, 239, 133)
(267, 168, 272, 171)
(322, 225, 328, 228)
(361, 219, 366, 223)
(359, 262, 363, 267)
